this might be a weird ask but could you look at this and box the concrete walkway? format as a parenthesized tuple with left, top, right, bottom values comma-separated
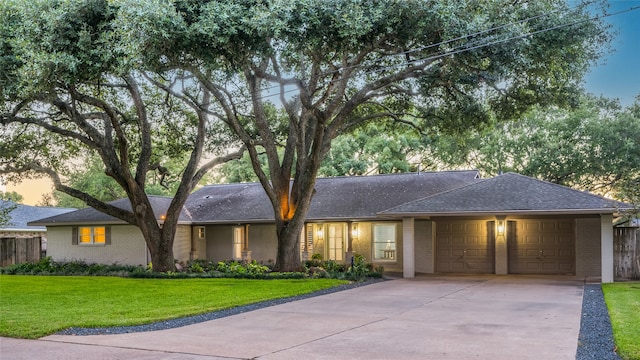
(1, 275, 585, 360)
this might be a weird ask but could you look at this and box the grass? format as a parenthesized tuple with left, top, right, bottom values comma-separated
(0, 275, 348, 339)
(602, 282, 640, 360)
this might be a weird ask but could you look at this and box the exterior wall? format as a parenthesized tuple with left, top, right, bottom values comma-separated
(414, 220, 434, 273)
(351, 222, 372, 261)
(46, 225, 147, 266)
(246, 224, 278, 264)
(205, 225, 233, 261)
(173, 225, 192, 264)
(575, 217, 602, 278)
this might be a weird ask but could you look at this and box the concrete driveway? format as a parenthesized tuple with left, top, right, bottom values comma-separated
(1, 275, 584, 360)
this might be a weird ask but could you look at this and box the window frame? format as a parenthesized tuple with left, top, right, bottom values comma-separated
(372, 223, 397, 262)
(74, 226, 110, 246)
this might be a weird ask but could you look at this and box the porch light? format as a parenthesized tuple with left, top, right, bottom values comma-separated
(316, 227, 323, 239)
(160, 214, 166, 221)
(497, 220, 505, 235)
(351, 224, 359, 238)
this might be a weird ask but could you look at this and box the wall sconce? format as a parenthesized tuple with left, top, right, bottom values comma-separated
(351, 224, 359, 238)
(497, 220, 505, 236)
(316, 226, 323, 239)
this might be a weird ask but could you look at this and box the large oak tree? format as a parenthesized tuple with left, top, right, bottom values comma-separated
(2, 0, 610, 271)
(0, 0, 244, 272)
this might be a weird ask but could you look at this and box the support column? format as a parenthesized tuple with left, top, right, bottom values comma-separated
(494, 217, 508, 275)
(601, 214, 614, 283)
(403, 217, 415, 278)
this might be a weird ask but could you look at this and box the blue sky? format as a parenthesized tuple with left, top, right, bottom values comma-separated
(583, 1, 640, 106)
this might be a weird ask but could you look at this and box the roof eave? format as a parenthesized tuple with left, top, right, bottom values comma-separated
(378, 208, 629, 218)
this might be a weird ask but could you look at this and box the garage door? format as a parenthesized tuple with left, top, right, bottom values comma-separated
(436, 221, 494, 273)
(509, 220, 575, 274)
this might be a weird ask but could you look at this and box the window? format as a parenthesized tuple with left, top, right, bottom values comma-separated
(197, 227, 206, 239)
(373, 224, 396, 261)
(76, 226, 107, 245)
(233, 227, 243, 260)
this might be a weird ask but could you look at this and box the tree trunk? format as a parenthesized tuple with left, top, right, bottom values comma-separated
(138, 217, 176, 272)
(273, 217, 305, 272)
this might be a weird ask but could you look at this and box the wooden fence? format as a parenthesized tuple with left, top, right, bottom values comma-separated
(614, 227, 640, 280)
(0, 237, 42, 267)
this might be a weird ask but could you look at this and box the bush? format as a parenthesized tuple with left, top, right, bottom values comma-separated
(1, 255, 382, 280)
(0, 258, 143, 276)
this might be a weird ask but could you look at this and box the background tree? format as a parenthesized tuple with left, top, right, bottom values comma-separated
(0, 0, 244, 272)
(0, 200, 17, 228)
(218, 120, 425, 181)
(0, 191, 23, 203)
(425, 94, 640, 204)
(116, 0, 609, 271)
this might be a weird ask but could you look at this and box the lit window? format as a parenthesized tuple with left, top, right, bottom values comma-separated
(79, 227, 92, 244)
(78, 226, 107, 245)
(373, 224, 396, 261)
(198, 227, 206, 239)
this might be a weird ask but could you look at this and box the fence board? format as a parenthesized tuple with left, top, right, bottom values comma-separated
(0, 237, 42, 267)
(614, 228, 640, 280)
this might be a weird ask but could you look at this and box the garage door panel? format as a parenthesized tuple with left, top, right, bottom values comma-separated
(436, 220, 494, 274)
(509, 219, 575, 274)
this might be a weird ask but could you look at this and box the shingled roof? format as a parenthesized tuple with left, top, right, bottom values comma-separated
(186, 170, 480, 223)
(380, 172, 632, 216)
(29, 196, 192, 226)
(1, 201, 75, 232)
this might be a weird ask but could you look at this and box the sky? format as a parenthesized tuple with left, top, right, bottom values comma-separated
(583, 1, 640, 106)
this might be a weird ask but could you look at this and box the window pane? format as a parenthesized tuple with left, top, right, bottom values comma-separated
(79, 227, 91, 244)
(373, 224, 396, 260)
(94, 227, 106, 244)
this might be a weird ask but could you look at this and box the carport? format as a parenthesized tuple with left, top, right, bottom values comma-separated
(380, 173, 632, 282)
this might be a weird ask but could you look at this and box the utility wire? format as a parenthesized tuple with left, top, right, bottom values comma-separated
(243, 3, 639, 105)
(216, 2, 591, 103)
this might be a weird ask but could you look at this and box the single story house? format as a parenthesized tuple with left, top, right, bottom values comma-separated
(30, 171, 632, 282)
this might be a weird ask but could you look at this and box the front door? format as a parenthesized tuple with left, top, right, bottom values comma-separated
(326, 224, 344, 261)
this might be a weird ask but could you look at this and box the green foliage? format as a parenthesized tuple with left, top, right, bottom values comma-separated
(425, 94, 640, 204)
(0, 191, 23, 203)
(0, 257, 142, 276)
(303, 254, 383, 281)
(0, 200, 16, 227)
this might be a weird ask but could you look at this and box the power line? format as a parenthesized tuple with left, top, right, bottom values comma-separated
(242, 3, 639, 105)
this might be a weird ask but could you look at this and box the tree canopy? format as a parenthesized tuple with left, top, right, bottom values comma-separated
(425, 94, 640, 204)
(0, 0, 244, 271)
(2, 0, 611, 271)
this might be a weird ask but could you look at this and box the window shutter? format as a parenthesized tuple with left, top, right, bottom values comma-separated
(105, 226, 111, 245)
(72, 227, 78, 245)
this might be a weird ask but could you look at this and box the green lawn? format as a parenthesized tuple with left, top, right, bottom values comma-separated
(602, 282, 640, 360)
(0, 275, 347, 339)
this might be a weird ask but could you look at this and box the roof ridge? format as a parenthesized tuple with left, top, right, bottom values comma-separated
(379, 176, 487, 213)
(202, 170, 480, 188)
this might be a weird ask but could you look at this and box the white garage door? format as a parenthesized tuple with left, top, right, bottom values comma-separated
(436, 220, 494, 273)
(509, 219, 575, 274)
